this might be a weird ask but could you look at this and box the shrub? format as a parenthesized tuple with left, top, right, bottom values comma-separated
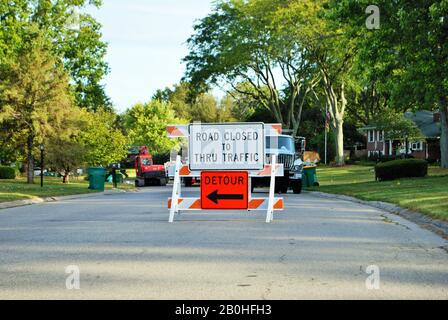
(0, 166, 16, 179)
(375, 159, 428, 181)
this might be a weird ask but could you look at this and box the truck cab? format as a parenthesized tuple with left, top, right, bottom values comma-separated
(252, 135, 304, 194)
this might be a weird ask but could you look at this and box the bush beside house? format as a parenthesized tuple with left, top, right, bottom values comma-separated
(375, 159, 428, 181)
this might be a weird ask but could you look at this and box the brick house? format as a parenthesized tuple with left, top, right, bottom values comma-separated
(362, 111, 441, 161)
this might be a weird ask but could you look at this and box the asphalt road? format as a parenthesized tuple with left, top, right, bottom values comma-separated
(0, 186, 447, 300)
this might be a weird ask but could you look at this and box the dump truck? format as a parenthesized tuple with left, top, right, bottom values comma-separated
(251, 135, 305, 194)
(134, 146, 168, 187)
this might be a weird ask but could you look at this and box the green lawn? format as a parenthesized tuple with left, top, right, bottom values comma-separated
(0, 176, 135, 203)
(310, 165, 448, 221)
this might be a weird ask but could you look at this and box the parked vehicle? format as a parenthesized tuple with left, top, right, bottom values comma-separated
(251, 135, 305, 194)
(33, 168, 48, 177)
(134, 146, 168, 187)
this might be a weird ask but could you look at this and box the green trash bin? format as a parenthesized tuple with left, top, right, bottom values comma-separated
(303, 166, 319, 188)
(88, 167, 106, 191)
(302, 170, 309, 188)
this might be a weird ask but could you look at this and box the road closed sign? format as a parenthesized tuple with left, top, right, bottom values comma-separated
(201, 171, 249, 210)
(189, 123, 265, 171)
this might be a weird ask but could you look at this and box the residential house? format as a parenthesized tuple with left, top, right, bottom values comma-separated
(362, 111, 441, 161)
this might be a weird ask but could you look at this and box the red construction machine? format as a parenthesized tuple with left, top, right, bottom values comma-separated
(134, 146, 168, 187)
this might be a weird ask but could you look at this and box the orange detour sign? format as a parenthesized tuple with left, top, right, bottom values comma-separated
(201, 171, 248, 210)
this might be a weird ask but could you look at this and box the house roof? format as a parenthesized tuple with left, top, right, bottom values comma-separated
(404, 111, 441, 138)
(360, 110, 441, 139)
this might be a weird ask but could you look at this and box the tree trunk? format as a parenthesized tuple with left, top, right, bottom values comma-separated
(440, 96, 448, 168)
(333, 117, 345, 166)
(27, 135, 34, 184)
(63, 174, 69, 184)
(323, 77, 346, 166)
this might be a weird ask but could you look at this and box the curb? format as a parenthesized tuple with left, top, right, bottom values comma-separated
(309, 191, 448, 240)
(0, 189, 128, 211)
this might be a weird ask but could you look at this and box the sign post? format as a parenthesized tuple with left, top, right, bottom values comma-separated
(167, 123, 285, 223)
(168, 155, 182, 223)
(266, 155, 277, 223)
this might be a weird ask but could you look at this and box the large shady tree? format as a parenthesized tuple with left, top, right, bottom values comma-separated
(273, 0, 359, 165)
(183, 0, 320, 136)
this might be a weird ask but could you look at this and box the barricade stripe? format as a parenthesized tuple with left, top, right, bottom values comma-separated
(168, 198, 184, 209)
(274, 199, 284, 210)
(249, 199, 265, 209)
(166, 125, 187, 138)
(173, 164, 284, 178)
(190, 200, 201, 209)
(179, 166, 191, 176)
(169, 197, 283, 211)
(167, 124, 282, 138)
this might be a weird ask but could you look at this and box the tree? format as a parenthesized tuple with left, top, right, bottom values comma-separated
(46, 138, 86, 184)
(80, 108, 128, 167)
(1, 0, 110, 111)
(334, 0, 448, 168)
(153, 82, 236, 123)
(183, 0, 320, 136)
(0, 30, 76, 184)
(273, 0, 358, 165)
(122, 100, 184, 155)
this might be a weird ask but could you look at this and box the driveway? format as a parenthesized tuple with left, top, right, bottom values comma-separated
(0, 186, 447, 299)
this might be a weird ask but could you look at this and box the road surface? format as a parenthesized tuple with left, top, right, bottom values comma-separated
(0, 186, 447, 299)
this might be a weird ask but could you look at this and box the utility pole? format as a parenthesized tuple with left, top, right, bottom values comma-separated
(39, 144, 44, 188)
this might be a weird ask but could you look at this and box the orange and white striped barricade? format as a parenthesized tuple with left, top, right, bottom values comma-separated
(166, 123, 283, 139)
(166, 123, 285, 223)
(167, 155, 283, 223)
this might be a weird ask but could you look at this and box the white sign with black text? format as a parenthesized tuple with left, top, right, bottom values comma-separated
(189, 123, 265, 171)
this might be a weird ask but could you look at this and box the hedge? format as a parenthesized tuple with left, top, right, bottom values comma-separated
(375, 159, 428, 181)
(0, 166, 16, 179)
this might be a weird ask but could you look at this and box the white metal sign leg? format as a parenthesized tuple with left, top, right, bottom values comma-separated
(169, 155, 182, 223)
(266, 155, 277, 223)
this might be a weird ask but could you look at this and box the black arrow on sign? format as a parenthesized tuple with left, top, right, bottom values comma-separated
(207, 190, 244, 204)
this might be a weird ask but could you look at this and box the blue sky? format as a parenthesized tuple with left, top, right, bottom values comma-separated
(87, 0, 214, 112)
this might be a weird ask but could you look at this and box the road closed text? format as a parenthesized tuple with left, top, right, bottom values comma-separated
(189, 123, 265, 170)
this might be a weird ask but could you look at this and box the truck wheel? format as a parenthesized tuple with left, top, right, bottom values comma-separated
(135, 179, 144, 188)
(292, 180, 302, 194)
(275, 181, 288, 194)
(159, 178, 167, 187)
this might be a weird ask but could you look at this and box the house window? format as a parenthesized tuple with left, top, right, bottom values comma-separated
(368, 130, 375, 142)
(411, 141, 423, 151)
(378, 131, 384, 142)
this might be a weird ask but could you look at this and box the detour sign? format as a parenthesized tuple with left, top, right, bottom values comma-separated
(201, 171, 248, 210)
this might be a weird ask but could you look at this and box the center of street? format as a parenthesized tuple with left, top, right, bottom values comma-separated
(0, 187, 447, 300)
